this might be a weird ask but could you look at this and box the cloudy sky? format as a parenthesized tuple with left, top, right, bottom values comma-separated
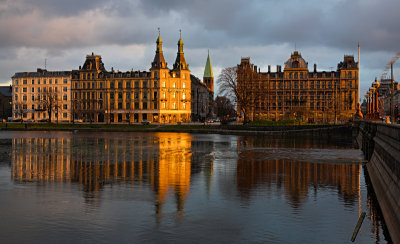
(1, 0, 399, 100)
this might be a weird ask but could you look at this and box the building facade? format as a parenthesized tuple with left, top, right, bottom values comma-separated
(11, 69, 72, 122)
(0, 86, 12, 121)
(71, 34, 192, 123)
(237, 51, 359, 123)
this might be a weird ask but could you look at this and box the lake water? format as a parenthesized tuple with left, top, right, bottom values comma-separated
(0, 131, 391, 243)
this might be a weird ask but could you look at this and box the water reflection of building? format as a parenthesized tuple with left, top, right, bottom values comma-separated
(11, 133, 214, 214)
(236, 158, 360, 208)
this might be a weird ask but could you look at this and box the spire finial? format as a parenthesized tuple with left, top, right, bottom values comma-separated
(158, 27, 160, 37)
(179, 29, 181, 39)
(208, 49, 209, 56)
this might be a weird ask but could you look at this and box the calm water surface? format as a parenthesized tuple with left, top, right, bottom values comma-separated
(0, 131, 391, 243)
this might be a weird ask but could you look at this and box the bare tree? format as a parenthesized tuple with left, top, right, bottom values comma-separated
(214, 96, 236, 124)
(13, 102, 24, 122)
(38, 87, 60, 123)
(217, 66, 253, 124)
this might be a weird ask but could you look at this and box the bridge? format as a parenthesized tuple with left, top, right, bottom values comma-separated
(355, 120, 400, 243)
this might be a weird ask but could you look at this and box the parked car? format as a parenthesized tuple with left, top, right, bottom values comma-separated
(141, 120, 150, 125)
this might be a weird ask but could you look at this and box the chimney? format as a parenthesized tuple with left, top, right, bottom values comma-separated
(314, 64, 317, 72)
(254, 65, 257, 72)
(268, 65, 271, 73)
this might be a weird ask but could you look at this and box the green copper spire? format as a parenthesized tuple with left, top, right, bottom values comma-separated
(203, 50, 213, 78)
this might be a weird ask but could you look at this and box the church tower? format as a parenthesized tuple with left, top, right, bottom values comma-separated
(173, 31, 189, 71)
(203, 51, 214, 92)
(151, 30, 168, 70)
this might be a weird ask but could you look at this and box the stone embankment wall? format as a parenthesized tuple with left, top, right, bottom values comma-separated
(356, 121, 400, 243)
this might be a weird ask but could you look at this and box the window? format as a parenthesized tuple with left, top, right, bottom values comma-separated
(110, 81, 115, 89)
(63, 94, 67, 101)
(14, 79, 18, 85)
(23, 79, 27, 84)
(31, 95, 34, 101)
(173, 92, 176, 98)
(163, 92, 166, 99)
(143, 92, 147, 99)
(63, 113, 67, 119)
(55, 87, 58, 93)
(173, 82, 176, 88)
(173, 102, 176, 109)
(63, 87, 67, 92)
(118, 81, 122, 88)
(110, 93, 114, 99)
(183, 82, 186, 88)
(63, 79, 67, 84)
(15, 95, 18, 101)
(55, 79, 58, 84)
(135, 102, 139, 109)
(23, 104, 27, 109)
(63, 104, 67, 110)
(126, 92, 131, 99)
(154, 81, 158, 87)
(23, 95, 27, 101)
(126, 81, 131, 88)
(126, 102, 130, 109)
(183, 103, 186, 109)
(154, 102, 157, 109)
(32, 105, 34, 110)
(134, 92, 139, 99)
(143, 102, 147, 109)
(118, 102, 122, 109)
(32, 87, 34, 92)
(15, 87, 18, 92)
(182, 93, 186, 99)
(162, 81, 166, 88)
(162, 102, 166, 109)
(49, 79, 52, 84)
(153, 91, 158, 99)
(135, 81, 139, 88)
(43, 79, 46, 84)
(32, 79, 35, 84)
(23, 88, 27, 93)
(38, 79, 40, 84)
(118, 92, 123, 99)
(143, 81, 147, 88)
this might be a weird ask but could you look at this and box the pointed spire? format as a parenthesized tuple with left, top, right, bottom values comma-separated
(173, 30, 188, 70)
(203, 51, 213, 78)
(203, 51, 214, 92)
(152, 28, 167, 69)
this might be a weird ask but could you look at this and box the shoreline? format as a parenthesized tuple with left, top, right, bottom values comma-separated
(0, 123, 353, 136)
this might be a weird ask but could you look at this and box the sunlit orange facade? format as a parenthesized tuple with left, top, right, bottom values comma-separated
(71, 34, 192, 123)
(237, 51, 359, 123)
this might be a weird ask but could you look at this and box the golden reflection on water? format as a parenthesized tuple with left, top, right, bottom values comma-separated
(12, 133, 362, 210)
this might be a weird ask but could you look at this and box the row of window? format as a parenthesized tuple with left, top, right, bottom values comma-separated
(15, 104, 69, 110)
(76, 101, 188, 110)
(74, 80, 187, 89)
(16, 87, 68, 93)
(15, 94, 68, 102)
(17, 112, 69, 119)
(14, 78, 69, 85)
(73, 91, 187, 100)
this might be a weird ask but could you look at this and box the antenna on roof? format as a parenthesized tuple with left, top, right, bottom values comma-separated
(179, 29, 181, 38)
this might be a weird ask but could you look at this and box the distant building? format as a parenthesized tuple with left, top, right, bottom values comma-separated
(11, 69, 72, 122)
(237, 51, 359, 123)
(0, 86, 12, 120)
(191, 52, 214, 122)
(71, 33, 191, 123)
